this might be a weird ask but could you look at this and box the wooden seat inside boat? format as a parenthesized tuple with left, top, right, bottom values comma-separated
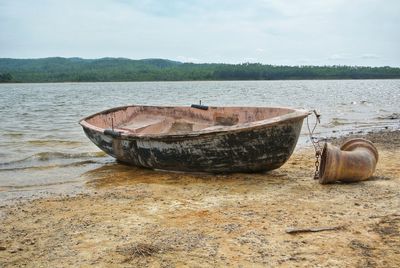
(119, 114, 214, 134)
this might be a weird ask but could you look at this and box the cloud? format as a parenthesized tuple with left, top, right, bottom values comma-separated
(0, 0, 399, 66)
(328, 53, 381, 62)
(328, 54, 351, 61)
(360, 53, 380, 59)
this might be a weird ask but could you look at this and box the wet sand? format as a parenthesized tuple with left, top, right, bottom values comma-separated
(1, 131, 399, 267)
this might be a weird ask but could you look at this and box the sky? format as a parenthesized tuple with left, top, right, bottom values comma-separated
(0, 0, 399, 66)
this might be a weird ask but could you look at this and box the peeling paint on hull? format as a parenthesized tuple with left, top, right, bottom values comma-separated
(80, 105, 308, 173)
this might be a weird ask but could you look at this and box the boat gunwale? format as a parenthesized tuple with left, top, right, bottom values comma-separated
(79, 105, 310, 140)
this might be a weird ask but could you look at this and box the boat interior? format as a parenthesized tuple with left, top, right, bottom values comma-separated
(83, 106, 297, 135)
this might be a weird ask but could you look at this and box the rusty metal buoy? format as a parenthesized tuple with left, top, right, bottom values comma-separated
(318, 138, 379, 184)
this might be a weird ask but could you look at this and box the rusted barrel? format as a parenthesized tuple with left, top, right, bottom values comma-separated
(318, 138, 379, 184)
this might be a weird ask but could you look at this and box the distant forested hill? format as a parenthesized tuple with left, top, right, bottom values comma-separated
(0, 57, 399, 82)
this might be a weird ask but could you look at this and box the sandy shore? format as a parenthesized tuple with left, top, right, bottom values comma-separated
(1, 131, 399, 267)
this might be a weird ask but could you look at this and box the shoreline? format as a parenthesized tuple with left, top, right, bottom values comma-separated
(2, 78, 400, 84)
(1, 130, 399, 267)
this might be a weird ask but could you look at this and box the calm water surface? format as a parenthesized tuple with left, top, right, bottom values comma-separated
(0, 80, 399, 201)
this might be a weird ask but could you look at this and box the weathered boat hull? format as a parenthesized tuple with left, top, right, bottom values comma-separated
(80, 106, 307, 173)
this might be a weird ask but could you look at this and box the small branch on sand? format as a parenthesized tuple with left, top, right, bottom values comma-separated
(369, 213, 400, 219)
(285, 226, 344, 234)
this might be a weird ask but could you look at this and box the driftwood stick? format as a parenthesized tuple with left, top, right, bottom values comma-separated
(285, 226, 344, 234)
(369, 213, 400, 219)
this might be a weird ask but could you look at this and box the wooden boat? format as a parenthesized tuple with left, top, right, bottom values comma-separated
(79, 105, 309, 173)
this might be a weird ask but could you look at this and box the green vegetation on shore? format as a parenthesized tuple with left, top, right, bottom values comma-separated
(1, 57, 400, 83)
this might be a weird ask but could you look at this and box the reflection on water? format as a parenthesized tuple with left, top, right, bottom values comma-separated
(0, 80, 399, 201)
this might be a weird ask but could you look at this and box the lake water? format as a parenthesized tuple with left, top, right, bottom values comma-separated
(0, 80, 399, 202)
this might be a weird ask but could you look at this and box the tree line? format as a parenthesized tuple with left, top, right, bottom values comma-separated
(1, 57, 399, 83)
(0, 72, 14, 82)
